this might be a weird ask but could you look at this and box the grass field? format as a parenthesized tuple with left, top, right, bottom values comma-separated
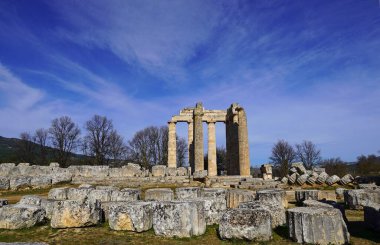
(0, 186, 379, 244)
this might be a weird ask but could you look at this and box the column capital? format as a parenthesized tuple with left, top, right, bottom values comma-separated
(168, 120, 177, 124)
(207, 119, 216, 124)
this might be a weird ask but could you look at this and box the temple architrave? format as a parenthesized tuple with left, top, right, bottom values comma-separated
(168, 102, 250, 176)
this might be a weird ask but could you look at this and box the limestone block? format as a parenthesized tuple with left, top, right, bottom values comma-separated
(50, 169, 72, 184)
(193, 170, 208, 178)
(31, 176, 51, 189)
(296, 174, 308, 185)
(201, 188, 227, 199)
(166, 167, 177, 176)
(67, 187, 93, 201)
(287, 207, 350, 245)
(336, 188, 346, 199)
(177, 167, 188, 176)
(289, 167, 297, 174)
(0, 199, 8, 207)
(109, 201, 153, 232)
(286, 190, 296, 202)
(145, 188, 174, 201)
(339, 174, 354, 185)
(195, 197, 227, 225)
(256, 189, 288, 208)
(49, 162, 60, 167)
(88, 189, 112, 202)
(344, 189, 380, 210)
(48, 187, 69, 200)
(316, 172, 329, 185)
(96, 186, 119, 191)
(219, 208, 272, 241)
(295, 190, 319, 204)
(288, 173, 297, 184)
(326, 175, 340, 186)
(302, 199, 333, 208)
(239, 200, 286, 228)
(364, 202, 380, 232)
(227, 189, 256, 208)
(0, 163, 16, 176)
(50, 199, 101, 228)
(306, 176, 317, 185)
(18, 195, 43, 206)
(114, 163, 143, 177)
(291, 162, 306, 174)
(111, 188, 141, 202)
(152, 165, 166, 177)
(152, 200, 206, 237)
(40, 199, 56, 220)
(318, 190, 337, 202)
(10, 176, 32, 190)
(313, 167, 325, 174)
(78, 184, 94, 189)
(0, 177, 10, 190)
(0, 204, 46, 229)
(358, 183, 379, 190)
(175, 187, 201, 200)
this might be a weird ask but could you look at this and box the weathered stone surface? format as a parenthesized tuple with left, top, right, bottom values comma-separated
(193, 170, 207, 179)
(291, 162, 306, 174)
(295, 174, 307, 185)
(289, 167, 297, 174)
(344, 189, 380, 209)
(9, 176, 31, 190)
(175, 187, 201, 200)
(326, 175, 340, 186)
(0, 204, 46, 229)
(177, 167, 188, 176)
(166, 167, 177, 177)
(40, 199, 56, 220)
(313, 167, 325, 174)
(318, 190, 337, 202)
(48, 187, 68, 200)
(281, 177, 288, 184)
(0, 163, 16, 176)
(302, 199, 335, 208)
(288, 173, 297, 184)
(50, 199, 101, 228)
(358, 183, 379, 190)
(219, 208, 272, 241)
(0, 199, 8, 207)
(194, 197, 226, 225)
(78, 184, 94, 189)
(88, 189, 112, 202)
(31, 176, 51, 189)
(316, 172, 329, 185)
(145, 188, 174, 201)
(256, 189, 288, 208)
(340, 174, 354, 185)
(336, 188, 346, 199)
(287, 207, 349, 245)
(67, 187, 93, 201)
(152, 200, 206, 237)
(295, 190, 319, 204)
(109, 201, 153, 232)
(239, 201, 286, 228)
(364, 202, 380, 232)
(111, 188, 141, 202)
(152, 165, 166, 177)
(227, 189, 256, 208)
(0, 177, 10, 190)
(18, 195, 43, 206)
(49, 162, 60, 168)
(306, 176, 317, 185)
(50, 171, 72, 185)
(201, 188, 226, 199)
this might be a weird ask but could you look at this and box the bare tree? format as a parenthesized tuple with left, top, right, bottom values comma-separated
(295, 140, 321, 170)
(18, 132, 35, 163)
(321, 157, 348, 177)
(269, 139, 296, 177)
(126, 126, 186, 169)
(83, 115, 126, 165)
(49, 116, 80, 167)
(34, 128, 49, 165)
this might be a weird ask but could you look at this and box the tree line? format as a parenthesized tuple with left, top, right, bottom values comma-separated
(269, 139, 380, 177)
(15, 115, 187, 168)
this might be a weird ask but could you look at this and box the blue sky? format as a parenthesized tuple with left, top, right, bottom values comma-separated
(0, 0, 379, 166)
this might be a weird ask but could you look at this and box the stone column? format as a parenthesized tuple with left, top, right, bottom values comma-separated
(187, 121, 194, 172)
(237, 108, 250, 176)
(168, 121, 177, 168)
(207, 121, 217, 176)
(193, 102, 204, 172)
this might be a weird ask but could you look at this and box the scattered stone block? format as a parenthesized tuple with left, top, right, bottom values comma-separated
(18, 195, 43, 206)
(88, 189, 112, 202)
(296, 174, 308, 185)
(152, 165, 166, 177)
(335, 188, 346, 199)
(166, 167, 177, 176)
(313, 167, 325, 174)
(227, 189, 256, 208)
(175, 187, 201, 200)
(288, 173, 297, 184)
(0, 177, 10, 190)
(195, 197, 227, 225)
(318, 190, 337, 202)
(152, 200, 206, 237)
(364, 202, 380, 232)
(306, 176, 317, 185)
(50, 199, 101, 228)
(344, 189, 380, 210)
(281, 177, 288, 184)
(67, 187, 93, 201)
(9, 176, 31, 190)
(340, 174, 354, 185)
(51, 171, 72, 185)
(201, 188, 226, 199)
(111, 188, 141, 202)
(0, 204, 46, 229)
(316, 172, 329, 185)
(177, 167, 188, 176)
(78, 184, 94, 189)
(219, 208, 272, 241)
(109, 201, 153, 232)
(49, 162, 60, 168)
(145, 188, 174, 201)
(291, 162, 306, 174)
(287, 207, 350, 245)
(193, 170, 207, 179)
(326, 175, 340, 186)
(239, 201, 286, 228)
(256, 189, 288, 208)
(31, 176, 51, 189)
(48, 187, 68, 200)
(358, 183, 379, 190)
(295, 190, 319, 204)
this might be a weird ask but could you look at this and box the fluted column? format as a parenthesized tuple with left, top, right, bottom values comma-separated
(168, 121, 177, 168)
(238, 108, 250, 176)
(207, 121, 217, 176)
(193, 102, 204, 172)
(187, 121, 194, 172)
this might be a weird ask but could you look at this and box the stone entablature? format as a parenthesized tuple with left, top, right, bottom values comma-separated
(168, 102, 250, 177)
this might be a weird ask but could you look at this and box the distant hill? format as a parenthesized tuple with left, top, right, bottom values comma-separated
(0, 135, 85, 165)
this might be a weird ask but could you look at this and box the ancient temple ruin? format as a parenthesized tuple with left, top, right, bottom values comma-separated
(168, 102, 250, 176)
